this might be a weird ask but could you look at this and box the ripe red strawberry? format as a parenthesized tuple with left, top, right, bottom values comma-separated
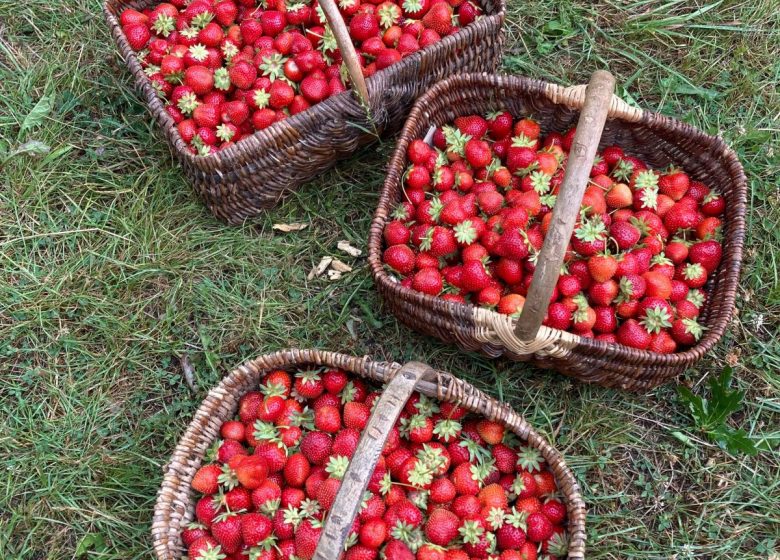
(616, 318, 651, 350)
(422, 1, 454, 34)
(451, 462, 481, 495)
(610, 220, 641, 250)
(664, 201, 700, 233)
(587, 254, 617, 283)
(343, 401, 371, 430)
(124, 24, 151, 51)
(425, 507, 461, 545)
(671, 317, 704, 346)
(455, 115, 488, 139)
(211, 513, 243, 554)
(295, 519, 322, 560)
(496, 522, 527, 550)
(486, 110, 513, 139)
(350, 12, 380, 41)
(688, 240, 722, 273)
(464, 139, 492, 168)
(701, 192, 725, 216)
(184, 65, 214, 95)
(232, 454, 269, 489)
(658, 170, 689, 201)
(300, 431, 333, 465)
(541, 498, 566, 525)
(384, 244, 416, 275)
(679, 263, 708, 288)
(412, 267, 443, 295)
(192, 464, 222, 494)
(525, 511, 553, 543)
(461, 260, 492, 292)
(268, 80, 295, 109)
(240, 513, 272, 546)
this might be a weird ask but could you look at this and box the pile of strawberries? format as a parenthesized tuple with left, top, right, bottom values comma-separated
(118, 0, 479, 155)
(381, 113, 726, 353)
(184, 366, 570, 559)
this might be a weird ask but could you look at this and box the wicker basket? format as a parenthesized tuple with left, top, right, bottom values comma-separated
(152, 348, 587, 559)
(104, 0, 505, 224)
(367, 72, 747, 391)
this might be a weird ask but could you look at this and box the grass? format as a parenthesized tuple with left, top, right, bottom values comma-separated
(0, 0, 778, 558)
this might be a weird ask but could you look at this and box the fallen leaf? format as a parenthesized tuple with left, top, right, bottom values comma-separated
(330, 259, 353, 273)
(273, 222, 308, 232)
(337, 240, 362, 257)
(327, 269, 343, 280)
(307, 256, 333, 280)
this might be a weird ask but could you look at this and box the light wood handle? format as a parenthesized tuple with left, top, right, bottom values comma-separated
(316, 0, 370, 106)
(513, 70, 616, 341)
(312, 361, 434, 560)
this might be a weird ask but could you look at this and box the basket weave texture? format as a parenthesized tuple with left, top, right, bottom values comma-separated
(104, 0, 505, 223)
(367, 73, 747, 391)
(152, 348, 587, 559)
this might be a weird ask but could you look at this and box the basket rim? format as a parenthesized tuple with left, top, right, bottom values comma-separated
(152, 348, 587, 559)
(102, 0, 506, 170)
(366, 72, 748, 371)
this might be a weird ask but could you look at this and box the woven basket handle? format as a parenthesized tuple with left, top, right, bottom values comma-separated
(513, 70, 616, 341)
(317, 0, 370, 105)
(312, 361, 433, 560)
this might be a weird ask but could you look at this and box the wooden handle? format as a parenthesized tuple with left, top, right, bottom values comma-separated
(513, 70, 616, 341)
(317, 0, 370, 105)
(312, 361, 434, 560)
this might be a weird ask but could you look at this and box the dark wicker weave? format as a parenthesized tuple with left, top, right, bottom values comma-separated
(367, 73, 747, 391)
(104, 0, 505, 223)
(152, 348, 587, 559)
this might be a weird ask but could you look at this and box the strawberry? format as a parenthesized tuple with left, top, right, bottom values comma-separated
(525, 511, 553, 543)
(240, 513, 272, 546)
(688, 240, 722, 273)
(300, 431, 333, 465)
(211, 513, 243, 554)
(461, 260, 492, 292)
(464, 139, 492, 168)
(616, 319, 651, 350)
(455, 115, 488, 138)
(587, 254, 617, 283)
(295, 519, 322, 560)
(422, 1, 453, 34)
(425, 507, 461, 545)
(671, 317, 705, 346)
(663, 201, 700, 233)
(350, 12, 380, 41)
(609, 221, 641, 250)
(124, 24, 151, 51)
(658, 170, 689, 201)
(679, 263, 708, 288)
(384, 244, 416, 275)
(412, 267, 444, 295)
(192, 464, 222, 494)
(184, 65, 215, 95)
(701, 192, 725, 216)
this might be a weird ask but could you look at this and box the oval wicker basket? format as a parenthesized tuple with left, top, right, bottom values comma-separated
(152, 348, 587, 559)
(104, 0, 505, 224)
(367, 72, 747, 391)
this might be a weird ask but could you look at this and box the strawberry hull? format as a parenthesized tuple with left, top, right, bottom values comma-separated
(104, 0, 504, 224)
(367, 73, 747, 391)
(153, 349, 586, 559)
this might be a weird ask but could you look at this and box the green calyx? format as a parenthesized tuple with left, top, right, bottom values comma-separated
(529, 170, 552, 194)
(682, 318, 705, 340)
(177, 91, 200, 115)
(152, 13, 176, 36)
(640, 305, 672, 334)
(516, 446, 543, 472)
(441, 125, 471, 156)
(454, 220, 478, 245)
(259, 53, 288, 81)
(214, 67, 231, 91)
(325, 455, 350, 480)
